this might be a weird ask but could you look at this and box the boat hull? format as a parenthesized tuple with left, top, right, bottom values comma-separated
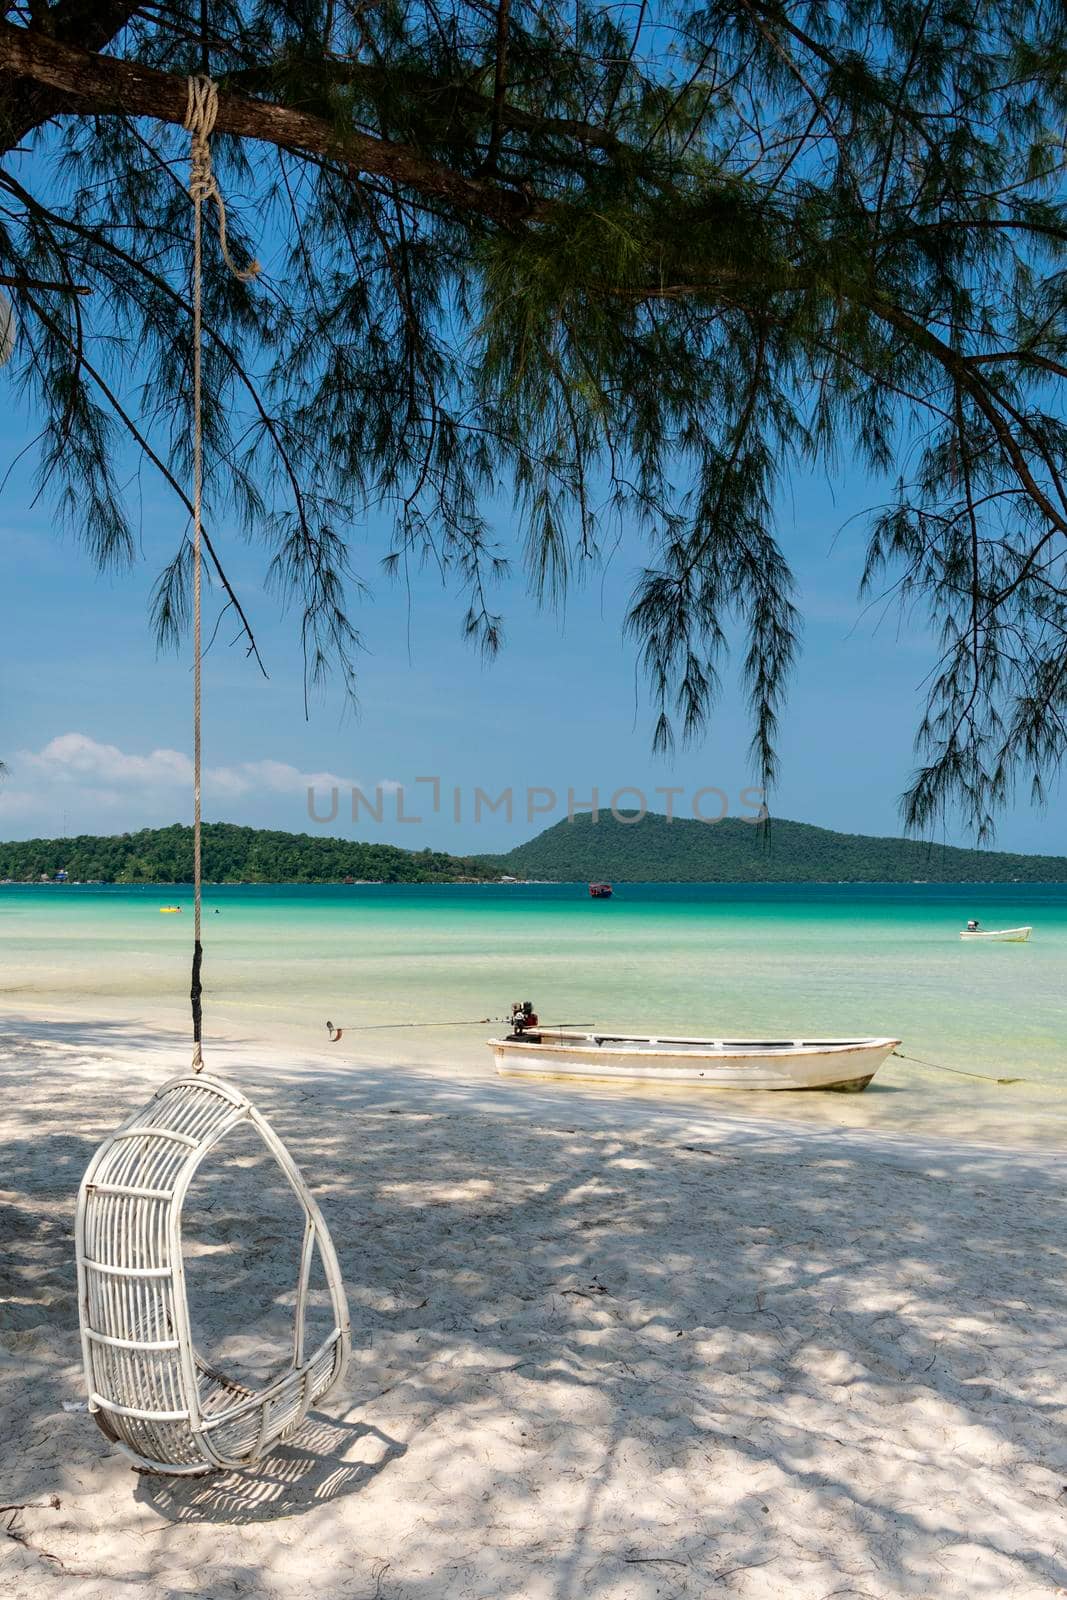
(959, 926, 1032, 942)
(489, 1034, 900, 1091)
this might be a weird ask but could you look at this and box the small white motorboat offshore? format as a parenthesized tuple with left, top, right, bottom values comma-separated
(958, 925, 1032, 942)
(489, 1007, 899, 1092)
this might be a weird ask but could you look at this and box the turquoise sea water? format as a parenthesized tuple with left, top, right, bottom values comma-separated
(2, 881, 1065, 1143)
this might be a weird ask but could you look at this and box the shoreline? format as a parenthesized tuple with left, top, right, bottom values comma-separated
(5, 983, 1067, 1152)
(6, 876, 1067, 885)
(5, 1001, 1066, 1164)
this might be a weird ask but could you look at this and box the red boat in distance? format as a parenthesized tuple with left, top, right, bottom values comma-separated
(589, 882, 613, 899)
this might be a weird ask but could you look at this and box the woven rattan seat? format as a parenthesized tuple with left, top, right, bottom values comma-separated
(75, 1072, 350, 1475)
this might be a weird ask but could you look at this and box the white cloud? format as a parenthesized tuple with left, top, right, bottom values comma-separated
(0, 732, 396, 829)
(23, 733, 193, 789)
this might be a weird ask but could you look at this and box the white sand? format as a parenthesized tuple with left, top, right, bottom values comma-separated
(2, 1012, 1067, 1599)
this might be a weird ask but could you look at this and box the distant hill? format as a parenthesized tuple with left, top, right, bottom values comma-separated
(2, 813, 1065, 885)
(0, 822, 496, 885)
(482, 811, 1067, 883)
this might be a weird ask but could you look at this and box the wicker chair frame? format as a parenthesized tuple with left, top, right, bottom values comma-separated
(74, 1072, 350, 1475)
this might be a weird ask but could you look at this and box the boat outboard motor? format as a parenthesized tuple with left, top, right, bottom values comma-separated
(507, 1000, 539, 1038)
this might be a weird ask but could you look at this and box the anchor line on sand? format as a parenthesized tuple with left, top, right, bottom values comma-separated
(324, 1017, 590, 1042)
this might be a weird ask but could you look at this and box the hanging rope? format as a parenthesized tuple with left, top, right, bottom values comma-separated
(183, 75, 260, 1071)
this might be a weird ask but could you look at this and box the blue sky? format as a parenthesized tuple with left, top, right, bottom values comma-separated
(3, 375, 1064, 859)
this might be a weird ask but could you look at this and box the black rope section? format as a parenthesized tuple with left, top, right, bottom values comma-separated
(191, 939, 203, 1051)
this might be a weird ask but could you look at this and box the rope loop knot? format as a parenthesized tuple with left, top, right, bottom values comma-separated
(184, 75, 261, 283)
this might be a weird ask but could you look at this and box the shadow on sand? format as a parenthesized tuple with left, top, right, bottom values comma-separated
(2, 1010, 1066, 1597)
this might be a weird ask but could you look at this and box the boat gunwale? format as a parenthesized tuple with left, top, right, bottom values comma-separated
(488, 1034, 901, 1061)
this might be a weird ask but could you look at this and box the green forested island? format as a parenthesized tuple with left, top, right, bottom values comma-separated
(488, 812, 1067, 883)
(0, 822, 497, 885)
(1, 812, 1066, 885)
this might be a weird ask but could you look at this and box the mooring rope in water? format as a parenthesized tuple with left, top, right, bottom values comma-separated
(892, 1049, 1025, 1086)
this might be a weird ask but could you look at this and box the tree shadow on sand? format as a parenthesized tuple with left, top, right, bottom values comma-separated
(2, 1012, 1066, 1597)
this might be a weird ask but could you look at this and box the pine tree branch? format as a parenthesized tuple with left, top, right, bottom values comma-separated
(0, 270, 89, 291)
(0, 2, 144, 148)
(23, 283, 268, 677)
(224, 55, 629, 159)
(483, 0, 511, 175)
(0, 18, 540, 224)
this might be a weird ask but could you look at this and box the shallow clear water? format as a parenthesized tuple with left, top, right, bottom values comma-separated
(2, 881, 1065, 1145)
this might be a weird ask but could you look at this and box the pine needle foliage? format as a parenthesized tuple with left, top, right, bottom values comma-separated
(0, 2, 1065, 835)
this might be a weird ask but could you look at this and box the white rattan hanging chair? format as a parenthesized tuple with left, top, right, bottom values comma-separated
(73, 77, 350, 1478)
(75, 1071, 350, 1475)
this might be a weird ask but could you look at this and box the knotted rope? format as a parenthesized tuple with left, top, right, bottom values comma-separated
(183, 75, 260, 1071)
(185, 78, 262, 285)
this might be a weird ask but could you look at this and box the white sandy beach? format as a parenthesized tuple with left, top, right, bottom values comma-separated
(3, 1011, 1066, 1599)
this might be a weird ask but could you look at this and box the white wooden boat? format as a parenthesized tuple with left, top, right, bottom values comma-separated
(958, 925, 1032, 942)
(489, 1031, 900, 1091)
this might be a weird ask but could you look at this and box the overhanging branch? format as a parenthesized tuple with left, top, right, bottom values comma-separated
(0, 18, 540, 226)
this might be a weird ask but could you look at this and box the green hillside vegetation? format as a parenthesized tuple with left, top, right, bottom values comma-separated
(485, 812, 1067, 883)
(0, 822, 496, 885)
(3, 813, 1066, 886)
